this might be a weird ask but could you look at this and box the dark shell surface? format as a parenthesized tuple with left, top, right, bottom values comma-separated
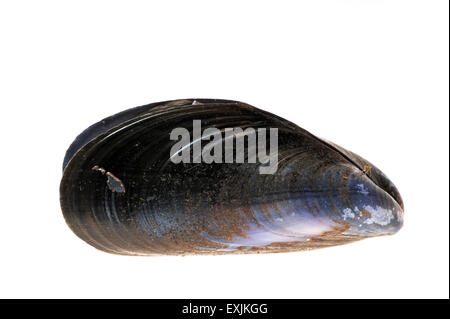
(60, 99, 404, 256)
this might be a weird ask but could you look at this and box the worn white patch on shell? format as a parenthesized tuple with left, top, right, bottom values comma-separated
(342, 208, 355, 220)
(357, 184, 369, 195)
(363, 205, 394, 226)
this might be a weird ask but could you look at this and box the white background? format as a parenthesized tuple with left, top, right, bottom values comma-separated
(0, 1, 448, 299)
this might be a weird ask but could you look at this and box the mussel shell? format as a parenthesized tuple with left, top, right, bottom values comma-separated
(60, 99, 404, 255)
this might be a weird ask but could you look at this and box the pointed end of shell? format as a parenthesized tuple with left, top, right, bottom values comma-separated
(337, 176, 404, 238)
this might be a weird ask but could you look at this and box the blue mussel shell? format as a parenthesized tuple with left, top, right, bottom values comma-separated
(60, 99, 403, 255)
